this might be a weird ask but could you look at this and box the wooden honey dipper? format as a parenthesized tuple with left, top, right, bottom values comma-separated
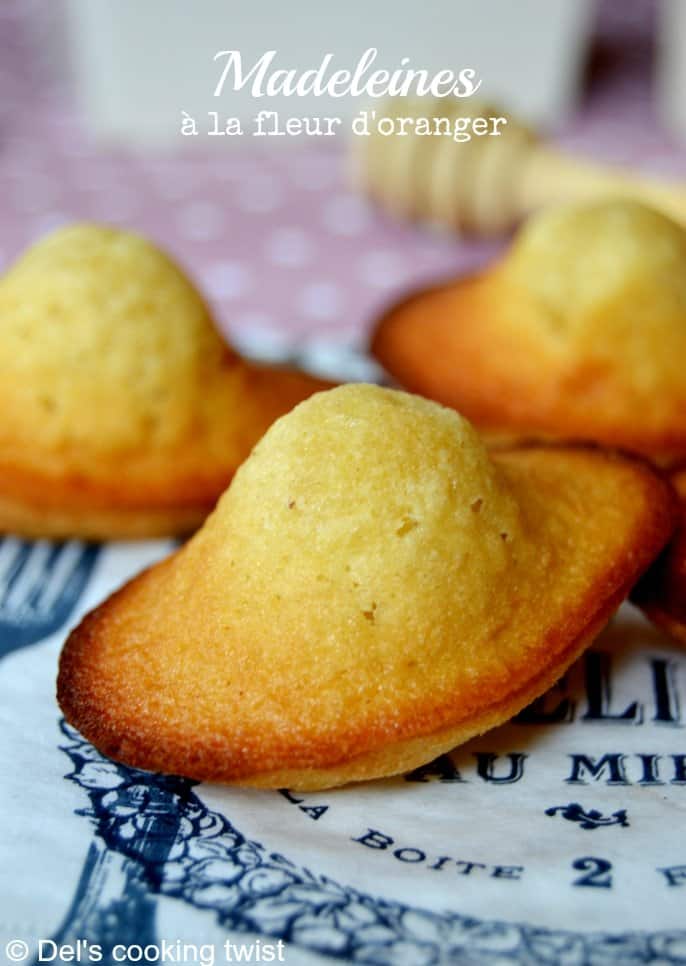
(351, 97, 686, 236)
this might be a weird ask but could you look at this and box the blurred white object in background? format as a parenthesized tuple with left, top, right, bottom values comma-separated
(66, 0, 594, 147)
(657, 0, 686, 143)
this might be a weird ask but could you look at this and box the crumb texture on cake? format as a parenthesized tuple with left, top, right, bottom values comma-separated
(0, 224, 233, 458)
(503, 201, 686, 392)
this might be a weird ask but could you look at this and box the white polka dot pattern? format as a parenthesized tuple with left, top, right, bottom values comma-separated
(0, 0, 683, 361)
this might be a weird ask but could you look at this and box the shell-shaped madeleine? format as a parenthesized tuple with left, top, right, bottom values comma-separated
(58, 385, 675, 789)
(0, 224, 329, 538)
(372, 200, 686, 461)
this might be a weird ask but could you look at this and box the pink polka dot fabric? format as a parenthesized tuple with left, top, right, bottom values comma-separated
(1, 0, 684, 369)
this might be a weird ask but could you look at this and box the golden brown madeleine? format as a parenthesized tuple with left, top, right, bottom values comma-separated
(58, 385, 675, 790)
(0, 224, 329, 539)
(632, 469, 686, 645)
(372, 201, 686, 463)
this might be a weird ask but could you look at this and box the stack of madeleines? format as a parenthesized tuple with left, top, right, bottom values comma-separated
(3, 208, 677, 790)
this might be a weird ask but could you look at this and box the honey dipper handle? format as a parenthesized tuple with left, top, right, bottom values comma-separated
(516, 145, 686, 226)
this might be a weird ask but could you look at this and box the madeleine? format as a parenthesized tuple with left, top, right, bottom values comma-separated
(0, 224, 328, 538)
(372, 200, 686, 463)
(58, 385, 675, 789)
